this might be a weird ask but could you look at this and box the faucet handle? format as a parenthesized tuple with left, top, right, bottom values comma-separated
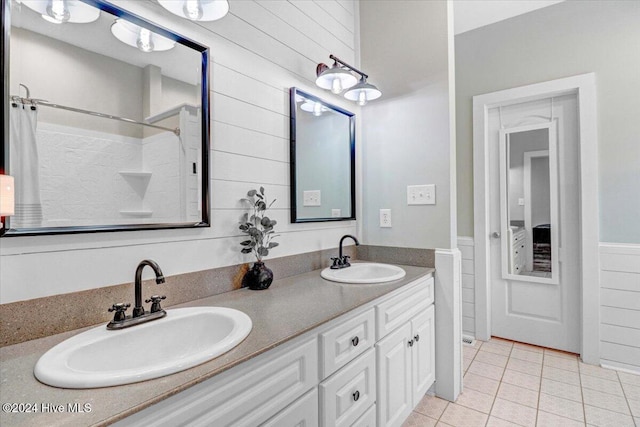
(341, 255, 351, 267)
(145, 295, 166, 313)
(330, 257, 342, 269)
(108, 303, 130, 322)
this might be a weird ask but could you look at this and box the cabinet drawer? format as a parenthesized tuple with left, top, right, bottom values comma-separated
(118, 337, 318, 427)
(320, 348, 376, 427)
(320, 308, 375, 378)
(261, 388, 318, 427)
(376, 277, 434, 340)
(351, 404, 376, 427)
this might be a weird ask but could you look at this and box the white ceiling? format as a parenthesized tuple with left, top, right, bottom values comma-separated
(453, 0, 565, 35)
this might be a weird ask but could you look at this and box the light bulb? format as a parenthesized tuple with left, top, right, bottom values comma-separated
(357, 91, 367, 106)
(136, 28, 154, 52)
(313, 102, 322, 116)
(45, 0, 70, 23)
(331, 78, 343, 94)
(183, 0, 204, 20)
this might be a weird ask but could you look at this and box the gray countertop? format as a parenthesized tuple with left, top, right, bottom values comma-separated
(0, 264, 433, 427)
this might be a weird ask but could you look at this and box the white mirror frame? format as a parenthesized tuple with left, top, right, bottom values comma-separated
(498, 121, 559, 285)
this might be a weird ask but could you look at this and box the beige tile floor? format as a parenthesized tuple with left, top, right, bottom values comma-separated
(403, 338, 640, 427)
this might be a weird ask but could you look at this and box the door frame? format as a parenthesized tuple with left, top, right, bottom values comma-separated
(472, 73, 600, 363)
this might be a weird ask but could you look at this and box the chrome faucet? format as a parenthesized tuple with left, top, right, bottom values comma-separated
(331, 235, 360, 269)
(107, 260, 167, 330)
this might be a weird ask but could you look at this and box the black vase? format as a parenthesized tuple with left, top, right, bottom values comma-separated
(242, 261, 273, 290)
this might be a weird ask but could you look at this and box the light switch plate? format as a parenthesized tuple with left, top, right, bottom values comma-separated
(331, 209, 341, 217)
(518, 198, 525, 206)
(303, 190, 321, 206)
(379, 209, 392, 227)
(407, 184, 436, 205)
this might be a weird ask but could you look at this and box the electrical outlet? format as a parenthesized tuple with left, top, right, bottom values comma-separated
(518, 198, 525, 206)
(407, 184, 436, 205)
(331, 209, 341, 217)
(303, 190, 321, 206)
(379, 209, 392, 228)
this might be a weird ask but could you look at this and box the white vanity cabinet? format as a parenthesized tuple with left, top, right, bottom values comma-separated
(117, 273, 434, 427)
(375, 278, 435, 427)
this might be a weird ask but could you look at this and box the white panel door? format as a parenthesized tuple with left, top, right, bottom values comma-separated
(489, 95, 580, 353)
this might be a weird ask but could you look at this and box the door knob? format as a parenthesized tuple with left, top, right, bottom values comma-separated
(491, 231, 501, 238)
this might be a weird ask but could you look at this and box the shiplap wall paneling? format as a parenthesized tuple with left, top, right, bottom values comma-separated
(599, 244, 640, 373)
(459, 237, 475, 337)
(0, 0, 360, 304)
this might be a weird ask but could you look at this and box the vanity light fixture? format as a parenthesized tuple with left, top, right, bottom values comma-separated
(316, 55, 381, 105)
(157, 0, 229, 22)
(110, 19, 176, 53)
(0, 175, 15, 229)
(20, 0, 100, 24)
(344, 76, 382, 106)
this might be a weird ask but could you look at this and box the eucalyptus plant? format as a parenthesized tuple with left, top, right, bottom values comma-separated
(239, 187, 279, 262)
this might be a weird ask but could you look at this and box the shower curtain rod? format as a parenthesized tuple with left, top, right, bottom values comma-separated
(10, 96, 180, 136)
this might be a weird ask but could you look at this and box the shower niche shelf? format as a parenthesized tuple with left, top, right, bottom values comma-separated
(118, 171, 153, 218)
(119, 171, 152, 178)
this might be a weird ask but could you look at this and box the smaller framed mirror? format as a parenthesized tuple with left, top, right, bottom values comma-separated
(499, 121, 559, 284)
(289, 88, 355, 223)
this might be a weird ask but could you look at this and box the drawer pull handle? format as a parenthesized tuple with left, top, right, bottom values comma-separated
(414, 334, 420, 342)
(352, 390, 360, 401)
(351, 336, 359, 347)
(408, 339, 414, 347)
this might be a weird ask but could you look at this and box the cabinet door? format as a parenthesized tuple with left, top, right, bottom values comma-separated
(376, 322, 412, 427)
(262, 388, 318, 427)
(411, 305, 435, 407)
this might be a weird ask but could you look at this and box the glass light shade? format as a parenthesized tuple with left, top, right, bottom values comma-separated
(20, 0, 100, 24)
(111, 19, 176, 52)
(300, 101, 327, 116)
(0, 175, 15, 217)
(344, 79, 382, 106)
(315, 66, 358, 94)
(158, 0, 229, 22)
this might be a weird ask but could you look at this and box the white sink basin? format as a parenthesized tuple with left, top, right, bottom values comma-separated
(34, 307, 252, 389)
(321, 263, 406, 284)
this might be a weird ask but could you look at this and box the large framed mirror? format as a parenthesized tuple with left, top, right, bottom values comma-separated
(499, 121, 559, 284)
(289, 88, 355, 223)
(1, 0, 210, 236)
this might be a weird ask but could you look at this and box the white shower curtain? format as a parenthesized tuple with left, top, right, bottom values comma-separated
(9, 103, 43, 228)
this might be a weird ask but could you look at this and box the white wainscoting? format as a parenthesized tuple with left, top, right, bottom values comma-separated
(599, 243, 640, 373)
(458, 237, 475, 338)
(0, 0, 359, 304)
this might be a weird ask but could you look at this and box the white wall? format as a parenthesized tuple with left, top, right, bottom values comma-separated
(455, 0, 640, 243)
(599, 243, 640, 373)
(1, 0, 360, 304)
(359, 0, 456, 250)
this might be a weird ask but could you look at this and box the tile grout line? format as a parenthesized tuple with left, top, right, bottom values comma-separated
(578, 356, 587, 426)
(483, 339, 514, 427)
(617, 370, 639, 427)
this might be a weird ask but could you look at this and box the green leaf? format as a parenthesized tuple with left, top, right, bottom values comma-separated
(261, 216, 271, 226)
(241, 248, 252, 254)
(270, 219, 278, 226)
(255, 193, 264, 200)
(240, 240, 252, 246)
(268, 242, 279, 249)
(260, 186, 265, 195)
(258, 247, 269, 257)
(247, 189, 257, 197)
(239, 224, 249, 231)
(258, 201, 267, 211)
(241, 212, 248, 222)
